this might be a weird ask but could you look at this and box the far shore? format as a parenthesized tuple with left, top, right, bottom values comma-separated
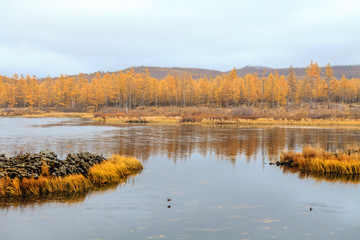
(3, 105, 360, 126)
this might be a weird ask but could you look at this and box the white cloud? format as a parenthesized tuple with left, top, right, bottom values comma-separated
(0, 42, 87, 77)
(0, 0, 360, 76)
(295, 0, 360, 25)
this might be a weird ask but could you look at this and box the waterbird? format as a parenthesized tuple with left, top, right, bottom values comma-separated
(310, 207, 312, 211)
(167, 205, 171, 208)
(167, 198, 172, 202)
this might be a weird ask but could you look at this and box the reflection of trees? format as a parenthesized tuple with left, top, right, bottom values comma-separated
(109, 126, 360, 164)
(4, 124, 360, 164)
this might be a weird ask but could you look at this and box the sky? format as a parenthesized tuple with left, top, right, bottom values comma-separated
(1, 0, 360, 77)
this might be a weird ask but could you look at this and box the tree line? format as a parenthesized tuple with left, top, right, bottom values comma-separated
(0, 61, 359, 111)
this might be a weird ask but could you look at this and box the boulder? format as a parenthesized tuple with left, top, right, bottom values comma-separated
(0, 151, 106, 179)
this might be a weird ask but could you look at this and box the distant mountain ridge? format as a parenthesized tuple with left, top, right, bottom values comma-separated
(69, 65, 360, 80)
(123, 66, 223, 79)
(233, 65, 360, 79)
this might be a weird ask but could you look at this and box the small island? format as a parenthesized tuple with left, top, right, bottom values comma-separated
(0, 151, 143, 196)
(278, 147, 360, 176)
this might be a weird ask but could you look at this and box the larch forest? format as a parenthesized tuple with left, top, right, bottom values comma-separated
(0, 61, 359, 111)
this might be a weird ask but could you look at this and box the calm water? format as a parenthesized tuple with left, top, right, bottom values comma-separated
(0, 118, 360, 240)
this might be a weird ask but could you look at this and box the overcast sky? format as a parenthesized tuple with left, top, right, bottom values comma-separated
(1, 0, 360, 77)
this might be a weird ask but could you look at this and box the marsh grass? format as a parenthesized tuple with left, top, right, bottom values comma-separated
(102, 117, 360, 126)
(24, 112, 93, 118)
(0, 108, 93, 118)
(93, 106, 360, 126)
(280, 147, 360, 176)
(88, 155, 143, 184)
(41, 162, 50, 177)
(0, 155, 143, 197)
(4, 106, 360, 126)
(94, 115, 181, 124)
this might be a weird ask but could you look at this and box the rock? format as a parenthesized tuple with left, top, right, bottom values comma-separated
(273, 160, 294, 167)
(58, 165, 68, 177)
(0, 151, 106, 179)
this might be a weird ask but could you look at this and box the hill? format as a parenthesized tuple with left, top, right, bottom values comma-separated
(64, 64, 360, 80)
(231, 65, 360, 79)
(123, 66, 222, 79)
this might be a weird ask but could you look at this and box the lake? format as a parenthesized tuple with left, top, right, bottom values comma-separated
(0, 118, 359, 240)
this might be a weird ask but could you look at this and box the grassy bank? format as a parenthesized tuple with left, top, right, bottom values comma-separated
(4, 105, 360, 126)
(23, 112, 93, 118)
(279, 147, 360, 176)
(0, 155, 143, 196)
(0, 108, 93, 118)
(92, 105, 360, 126)
(95, 116, 360, 126)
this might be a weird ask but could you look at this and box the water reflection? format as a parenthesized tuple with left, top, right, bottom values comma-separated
(109, 125, 360, 163)
(1, 119, 360, 240)
(1, 118, 359, 164)
(105, 125, 360, 184)
(0, 177, 136, 209)
(1, 118, 360, 173)
(0, 191, 89, 209)
(281, 166, 360, 184)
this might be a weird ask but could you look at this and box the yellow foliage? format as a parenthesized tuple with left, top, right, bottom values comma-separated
(1, 61, 359, 111)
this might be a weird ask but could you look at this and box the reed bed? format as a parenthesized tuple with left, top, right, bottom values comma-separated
(201, 117, 360, 126)
(0, 155, 143, 197)
(4, 106, 360, 126)
(280, 147, 360, 175)
(88, 155, 143, 184)
(94, 115, 360, 126)
(0, 108, 93, 118)
(90, 105, 360, 126)
(24, 112, 93, 118)
(94, 116, 181, 124)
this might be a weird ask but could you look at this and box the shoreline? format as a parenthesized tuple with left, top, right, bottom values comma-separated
(93, 116, 360, 127)
(3, 106, 360, 126)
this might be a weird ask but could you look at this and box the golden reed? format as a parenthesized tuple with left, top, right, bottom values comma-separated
(280, 147, 360, 175)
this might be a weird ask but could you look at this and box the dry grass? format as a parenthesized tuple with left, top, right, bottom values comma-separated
(93, 106, 230, 124)
(41, 162, 50, 177)
(94, 115, 181, 124)
(280, 147, 360, 175)
(24, 112, 93, 118)
(5, 105, 360, 126)
(91, 106, 360, 126)
(0, 108, 93, 118)
(0, 155, 143, 197)
(88, 155, 143, 184)
(97, 116, 360, 126)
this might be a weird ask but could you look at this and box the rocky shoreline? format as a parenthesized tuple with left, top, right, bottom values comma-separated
(0, 151, 106, 179)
